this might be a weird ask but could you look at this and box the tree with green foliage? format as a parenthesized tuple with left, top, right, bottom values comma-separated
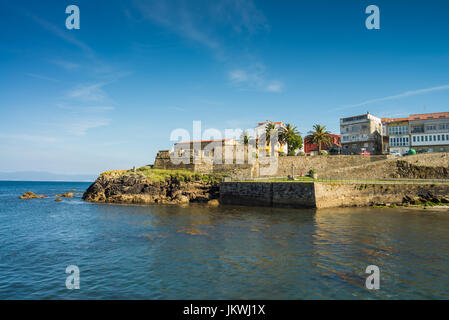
(279, 123, 303, 155)
(306, 124, 332, 153)
(240, 130, 252, 146)
(265, 122, 277, 146)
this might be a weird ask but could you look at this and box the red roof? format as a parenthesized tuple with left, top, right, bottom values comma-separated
(304, 134, 341, 153)
(175, 139, 234, 145)
(409, 112, 449, 120)
(382, 117, 410, 123)
(257, 121, 285, 126)
(382, 112, 449, 122)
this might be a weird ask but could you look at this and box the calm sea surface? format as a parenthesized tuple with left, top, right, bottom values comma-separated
(0, 181, 448, 299)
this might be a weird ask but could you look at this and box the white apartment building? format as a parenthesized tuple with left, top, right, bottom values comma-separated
(254, 120, 288, 155)
(409, 112, 449, 153)
(340, 113, 383, 154)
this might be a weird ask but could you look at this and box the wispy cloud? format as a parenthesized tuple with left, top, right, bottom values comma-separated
(28, 13, 95, 59)
(131, 0, 276, 86)
(167, 106, 186, 112)
(132, 0, 267, 52)
(229, 67, 283, 93)
(337, 84, 449, 110)
(57, 104, 115, 113)
(65, 83, 109, 102)
(25, 73, 58, 82)
(65, 119, 112, 136)
(266, 81, 283, 93)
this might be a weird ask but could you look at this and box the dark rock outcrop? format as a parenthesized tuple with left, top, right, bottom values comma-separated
(83, 173, 219, 204)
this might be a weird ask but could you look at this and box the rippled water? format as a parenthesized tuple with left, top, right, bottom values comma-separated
(0, 181, 448, 299)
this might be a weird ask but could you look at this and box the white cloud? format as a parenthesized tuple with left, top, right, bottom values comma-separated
(132, 0, 267, 51)
(29, 13, 95, 59)
(228, 67, 283, 93)
(229, 70, 250, 83)
(338, 84, 449, 110)
(65, 119, 112, 136)
(266, 81, 283, 92)
(65, 83, 108, 102)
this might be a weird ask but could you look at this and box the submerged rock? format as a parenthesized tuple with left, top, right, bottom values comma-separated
(55, 192, 75, 198)
(55, 198, 62, 202)
(19, 191, 48, 199)
(207, 199, 220, 206)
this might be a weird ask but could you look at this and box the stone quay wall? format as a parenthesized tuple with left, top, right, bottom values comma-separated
(219, 182, 316, 208)
(220, 181, 449, 209)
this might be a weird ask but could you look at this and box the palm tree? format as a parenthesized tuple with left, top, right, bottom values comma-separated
(240, 130, 252, 146)
(265, 122, 277, 146)
(280, 124, 303, 155)
(306, 124, 332, 153)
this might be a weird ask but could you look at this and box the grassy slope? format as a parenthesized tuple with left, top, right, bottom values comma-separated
(101, 166, 227, 183)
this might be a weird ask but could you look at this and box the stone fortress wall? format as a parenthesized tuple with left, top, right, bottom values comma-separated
(154, 150, 449, 180)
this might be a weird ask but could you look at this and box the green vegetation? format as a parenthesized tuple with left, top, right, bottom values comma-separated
(103, 166, 227, 183)
(305, 124, 332, 153)
(240, 130, 252, 146)
(279, 123, 303, 155)
(319, 150, 328, 156)
(413, 200, 449, 207)
(265, 122, 277, 146)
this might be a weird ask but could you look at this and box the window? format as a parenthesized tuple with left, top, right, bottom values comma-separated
(438, 135, 441, 141)
(429, 135, 432, 142)
(425, 136, 428, 142)
(388, 125, 409, 135)
(443, 135, 446, 141)
(413, 136, 416, 142)
(411, 126, 424, 133)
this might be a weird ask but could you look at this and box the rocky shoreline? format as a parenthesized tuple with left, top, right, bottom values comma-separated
(82, 172, 220, 205)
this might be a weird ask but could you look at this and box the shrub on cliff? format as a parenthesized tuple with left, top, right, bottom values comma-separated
(319, 150, 328, 156)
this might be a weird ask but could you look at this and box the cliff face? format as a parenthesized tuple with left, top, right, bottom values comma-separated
(83, 173, 219, 204)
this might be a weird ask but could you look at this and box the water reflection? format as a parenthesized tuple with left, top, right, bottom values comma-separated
(1, 182, 449, 299)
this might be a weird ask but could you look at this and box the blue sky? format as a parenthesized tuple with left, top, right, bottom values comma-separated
(1, 0, 448, 175)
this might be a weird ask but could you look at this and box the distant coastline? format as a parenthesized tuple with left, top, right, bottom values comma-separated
(0, 171, 96, 182)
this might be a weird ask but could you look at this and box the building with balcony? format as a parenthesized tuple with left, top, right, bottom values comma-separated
(383, 117, 410, 155)
(409, 112, 449, 153)
(340, 113, 382, 154)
